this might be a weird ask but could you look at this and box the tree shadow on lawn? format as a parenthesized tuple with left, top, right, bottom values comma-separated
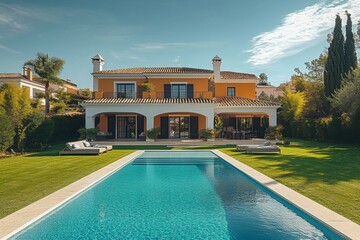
(24, 145, 172, 157)
(224, 141, 360, 184)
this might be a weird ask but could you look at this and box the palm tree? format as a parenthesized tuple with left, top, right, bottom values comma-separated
(24, 53, 65, 114)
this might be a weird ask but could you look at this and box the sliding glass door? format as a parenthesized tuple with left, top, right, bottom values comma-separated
(116, 83, 135, 98)
(169, 116, 189, 139)
(116, 116, 136, 139)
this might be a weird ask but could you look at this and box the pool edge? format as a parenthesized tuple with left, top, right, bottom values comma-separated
(0, 150, 144, 240)
(211, 149, 360, 240)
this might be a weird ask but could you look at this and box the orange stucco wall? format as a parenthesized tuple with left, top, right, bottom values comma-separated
(97, 77, 209, 96)
(99, 115, 108, 132)
(154, 112, 206, 132)
(214, 83, 256, 99)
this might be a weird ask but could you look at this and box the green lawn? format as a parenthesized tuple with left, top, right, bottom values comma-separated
(1, 141, 359, 225)
(0, 145, 166, 219)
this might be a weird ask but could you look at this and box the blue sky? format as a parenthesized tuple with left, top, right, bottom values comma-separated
(0, 0, 359, 89)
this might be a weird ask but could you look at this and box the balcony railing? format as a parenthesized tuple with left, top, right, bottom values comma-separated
(92, 91, 213, 99)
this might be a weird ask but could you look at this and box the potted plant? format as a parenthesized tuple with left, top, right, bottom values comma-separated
(140, 82, 154, 98)
(146, 128, 159, 141)
(199, 129, 215, 141)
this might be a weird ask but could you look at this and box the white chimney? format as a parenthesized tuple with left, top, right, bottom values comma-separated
(212, 55, 222, 83)
(92, 54, 104, 72)
(91, 54, 104, 91)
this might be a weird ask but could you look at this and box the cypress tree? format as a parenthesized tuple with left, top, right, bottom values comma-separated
(344, 12, 358, 74)
(324, 14, 345, 96)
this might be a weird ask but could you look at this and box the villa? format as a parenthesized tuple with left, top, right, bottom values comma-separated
(81, 55, 279, 140)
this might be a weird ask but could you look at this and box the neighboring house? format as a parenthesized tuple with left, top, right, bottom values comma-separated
(81, 54, 279, 140)
(33, 77, 78, 95)
(256, 85, 284, 98)
(0, 67, 45, 98)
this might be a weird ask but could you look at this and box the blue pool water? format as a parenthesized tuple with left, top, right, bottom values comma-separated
(12, 151, 344, 239)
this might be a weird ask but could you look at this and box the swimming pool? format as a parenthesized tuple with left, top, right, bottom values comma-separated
(11, 151, 345, 239)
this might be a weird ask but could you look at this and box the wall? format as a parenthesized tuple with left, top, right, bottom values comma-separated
(214, 83, 256, 99)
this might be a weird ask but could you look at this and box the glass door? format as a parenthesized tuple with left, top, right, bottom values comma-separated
(169, 116, 189, 139)
(116, 83, 135, 98)
(117, 116, 136, 139)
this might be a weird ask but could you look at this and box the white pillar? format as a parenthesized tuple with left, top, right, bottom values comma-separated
(29, 87, 34, 98)
(85, 116, 95, 129)
(146, 114, 155, 141)
(269, 114, 277, 126)
(206, 112, 215, 129)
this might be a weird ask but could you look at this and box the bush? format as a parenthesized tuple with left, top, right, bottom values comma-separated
(24, 111, 54, 149)
(50, 113, 85, 143)
(146, 128, 159, 140)
(264, 125, 283, 140)
(199, 129, 215, 139)
(0, 114, 15, 152)
(51, 101, 66, 114)
(78, 128, 98, 141)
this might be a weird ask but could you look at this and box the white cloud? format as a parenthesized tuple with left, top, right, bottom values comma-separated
(0, 43, 20, 54)
(247, 0, 360, 66)
(172, 56, 181, 66)
(130, 41, 225, 52)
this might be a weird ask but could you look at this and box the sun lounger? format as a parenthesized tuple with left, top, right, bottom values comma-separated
(245, 145, 281, 154)
(59, 140, 107, 155)
(81, 140, 113, 151)
(236, 141, 271, 151)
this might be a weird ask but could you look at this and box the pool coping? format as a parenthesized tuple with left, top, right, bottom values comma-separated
(0, 150, 144, 239)
(212, 150, 360, 240)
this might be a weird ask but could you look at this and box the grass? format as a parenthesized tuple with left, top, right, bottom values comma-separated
(1, 141, 359, 225)
(0, 145, 164, 219)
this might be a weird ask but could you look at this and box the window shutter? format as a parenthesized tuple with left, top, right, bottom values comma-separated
(190, 116, 198, 139)
(164, 84, 171, 98)
(187, 84, 194, 98)
(160, 116, 169, 138)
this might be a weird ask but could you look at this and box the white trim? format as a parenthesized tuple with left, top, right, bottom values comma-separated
(113, 81, 137, 98)
(215, 79, 259, 84)
(170, 82, 188, 85)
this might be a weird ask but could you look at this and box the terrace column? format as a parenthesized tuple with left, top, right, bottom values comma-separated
(206, 112, 215, 129)
(145, 114, 155, 141)
(85, 116, 95, 129)
(269, 114, 277, 126)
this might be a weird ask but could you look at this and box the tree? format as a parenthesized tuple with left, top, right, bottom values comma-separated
(0, 83, 33, 150)
(332, 68, 360, 121)
(356, 20, 360, 48)
(344, 12, 358, 74)
(0, 114, 15, 152)
(324, 14, 345, 96)
(79, 88, 92, 98)
(304, 54, 327, 82)
(24, 53, 65, 113)
(258, 73, 269, 85)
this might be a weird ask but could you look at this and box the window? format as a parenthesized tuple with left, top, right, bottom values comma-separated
(116, 83, 135, 98)
(227, 87, 235, 96)
(171, 84, 187, 98)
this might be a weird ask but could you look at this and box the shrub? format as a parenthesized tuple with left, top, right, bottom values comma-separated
(146, 128, 160, 140)
(0, 114, 15, 152)
(264, 125, 283, 140)
(51, 101, 66, 114)
(78, 128, 98, 141)
(50, 113, 85, 143)
(199, 129, 215, 139)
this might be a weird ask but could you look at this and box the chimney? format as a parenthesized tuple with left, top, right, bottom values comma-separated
(23, 67, 33, 81)
(212, 55, 222, 83)
(92, 54, 104, 72)
(91, 54, 104, 91)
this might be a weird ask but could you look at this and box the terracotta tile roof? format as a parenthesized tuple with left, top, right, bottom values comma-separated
(220, 71, 257, 80)
(215, 96, 279, 107)
(0, 73, 24, 79)
(94, 67, 213, 75)
(82, 98, 217, 104)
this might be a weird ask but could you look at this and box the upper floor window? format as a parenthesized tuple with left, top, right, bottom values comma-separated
(227, 87, 235, 96)
(164, 84, 194, 99)
(116, 83, 135, 98)
(171, 84, 187, 98)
